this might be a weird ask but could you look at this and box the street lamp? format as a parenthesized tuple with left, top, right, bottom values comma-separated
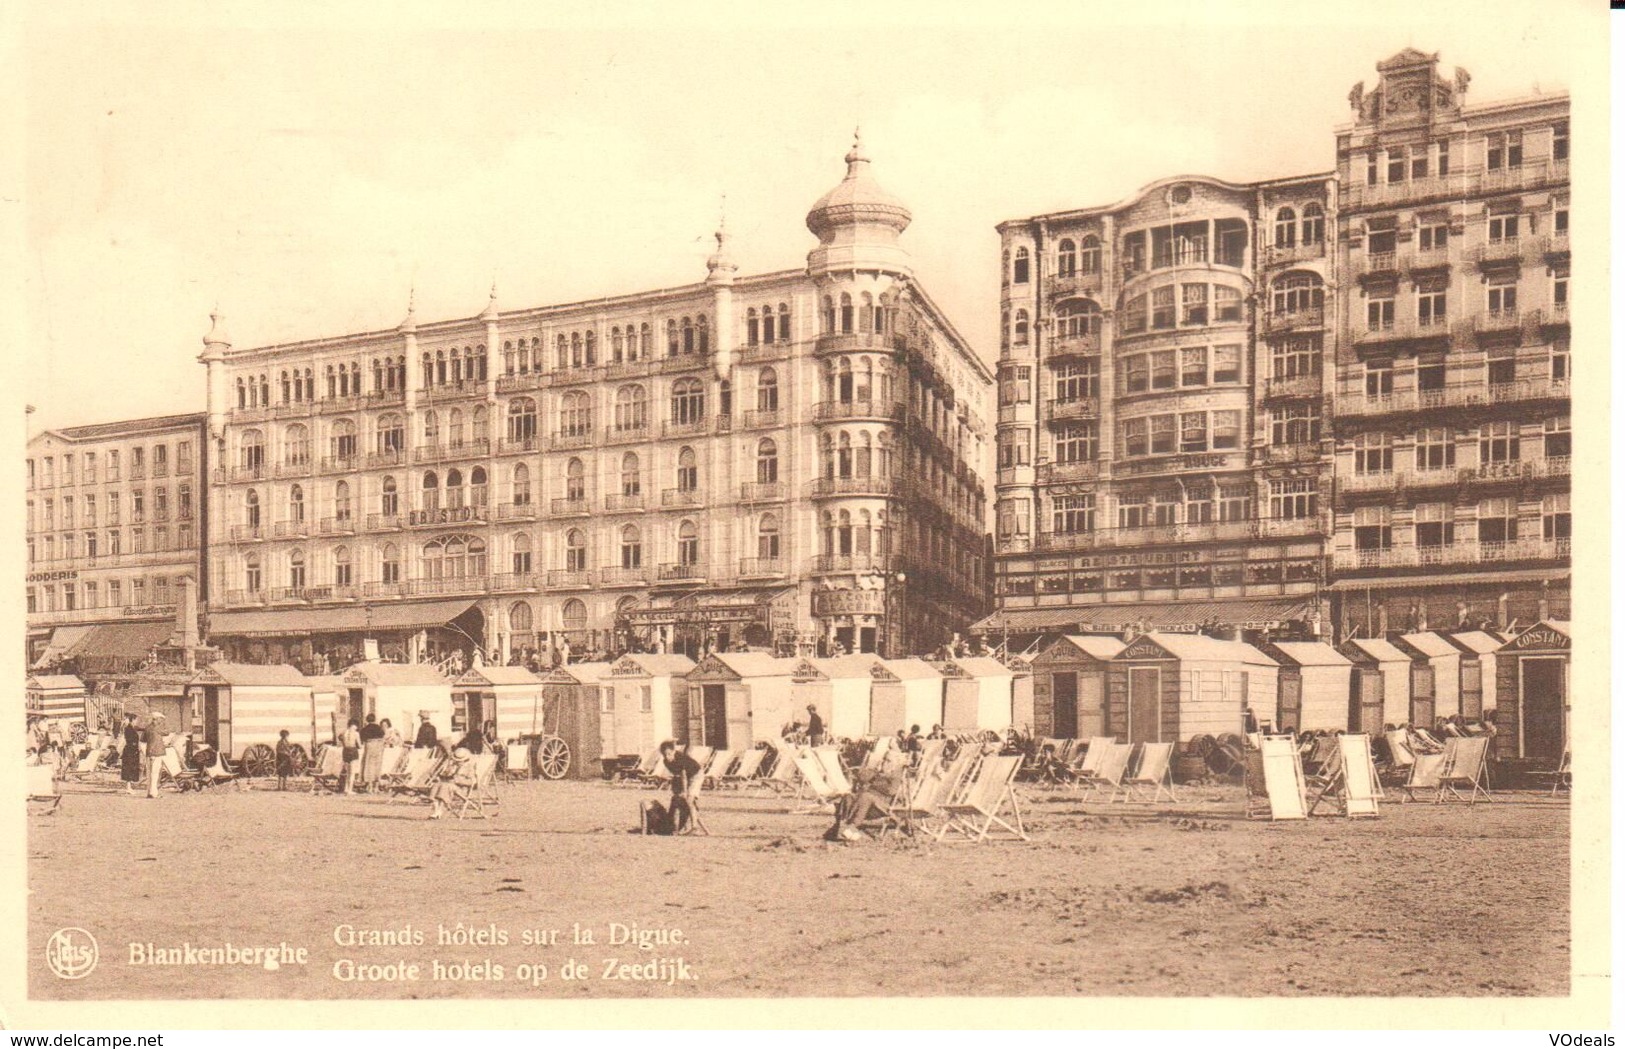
(886, 571, 907, 657)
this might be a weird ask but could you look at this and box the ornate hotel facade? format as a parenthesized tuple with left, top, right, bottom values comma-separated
(197, 139, 992, 665)
(983, 49, 1570, 643)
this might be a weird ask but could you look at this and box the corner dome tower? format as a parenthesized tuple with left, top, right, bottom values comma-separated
(805, 129, 914, 285)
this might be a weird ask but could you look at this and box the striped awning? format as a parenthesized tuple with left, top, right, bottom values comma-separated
(972, 597, 1315, 635)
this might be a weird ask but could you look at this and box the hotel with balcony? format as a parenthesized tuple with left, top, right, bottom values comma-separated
(1329, 49, 1570, 634)
(198, 136, 992, 665)
(26, 413, 209, 676)
(981, 172, 1333, 641)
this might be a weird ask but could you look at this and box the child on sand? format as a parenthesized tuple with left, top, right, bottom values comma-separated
(275, 730, 295, 791)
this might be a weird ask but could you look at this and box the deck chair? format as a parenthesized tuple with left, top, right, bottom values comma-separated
(374, 745, 409, 786)
(309, 743, 347, 794)
(1120, 741, 1176, 803)
(61, 744, 109, 782)
(503, 741, 532, 782)
(1380, 729, 1416, 785)
(1069, 737, 1119, 793)
(880, 746, 979, 838)
(812, 746, 852, 795)
(787, 747, 844, 811)
(391, 750, 446, 802)
(1307, 734, 1380, 817)
(721, 747, 767, 788)
(702, 749, 736, 788)
(160, 746, 198, 791)
(196, 749, 243, 791)
(936, 754, 1027, 842)
(1243, 735, 1308, 820)
(1436, 736, 1492, 804)
(911, 738, 949, 774)
(615, 749, 662, 786)
(1548, 748, 1571, 797)
(1083, 742, 1135, 800)
(27, 764, 62, 813)
(861, 735, 895, 772)
(1401, 751, 1448, 802)
(761, 746, 803, 795)
(449, 753, 501, 819)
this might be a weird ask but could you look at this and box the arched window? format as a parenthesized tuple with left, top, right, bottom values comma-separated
(333, 545, 352, 586)
(1274, 206, 1297, 249)
(288, 549, 306, 590)
(778, 303, 791, 343)
(423, 410, 440, 445)
(620, 524, 642, 568)
(676, 520, 699, 566)
(284, 424, 311, 466)
(836, 358, 854, 403)
(839, 293, 854, 334)
(377, 414, 403, 455)
(670, 378, 704, 425)
(611, 326, 625, 361)
(614, 384, 648, 432)
(380, 542, 400, 584)
(584, 330, 596, 365)
(1301, 202, 1325, 246)
(696, 315, 709, 355)
(822, 295, 836, 334)
(620, 452, 641, 496)
(837, 432, 853, 478)
(241, 429, 265, 471)
(1013, 246, 1030, 284)
(327, 364, 339, 399)
(1080, 235, 1101, 275)
(450, 346, 462, 384)
(421, 471, 440, 512)
(1272, 272, 1325, 315)
(757, 438, 779, 483)
(1014, 309, 1030, 345)
(1057, 239, 1077, 277)
(856, 432, 873, 477)
(639, 322, 652, 358)
(757, 513, 781, 560)
(561, 598, 588, 633)
(666, 319, 680, 357)
(282, 371, 294, 404)
(747, 307, 762, 346)
(512, 533, 533, 574)
(421, 351, 434, 388)
(380, 476, 399, 517)
(556, 334, 569, 370)
(877, 431, 894, 478)
(445, 468, 465, 511)
(422, 533, 486, 579)
(559, 391, 591, 436)
(289, 484, 305, 523)
(676, 447, 698, 492)
(565, 458, 586, 501)
(856, 357, 874, 403)
(512, 463, 531, 506)
(236, 378, 247, 409)
(1055, 298, 1102, 339)
(507, 397, 538, 442)
(510, 600, 534, 639)
(472, 404, 489, 442)
(756, 368, 779, 413)
(244, 489, 261, 529)
(330, 418, 357, 462)
(448, 408, 465, 448)
(334, 480, 352, 523)
(244, 555, 262, 593)
(680, 316, 695, 355)
(859, 292, 875, 334)
(564, 529, 588, 571)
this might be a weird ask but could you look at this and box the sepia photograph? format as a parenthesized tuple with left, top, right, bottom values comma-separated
(6, 0, 1610, 1030)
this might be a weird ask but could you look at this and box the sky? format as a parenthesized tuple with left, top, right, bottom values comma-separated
(14, 0, 1600, 432)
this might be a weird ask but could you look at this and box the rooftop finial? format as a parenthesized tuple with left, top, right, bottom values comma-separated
(399, 285, 417, 333)
(706, 193, 738, 283)
(203, 304, 230, 348)
(845, 125, 868, 167)
(479, 280, 500, 321)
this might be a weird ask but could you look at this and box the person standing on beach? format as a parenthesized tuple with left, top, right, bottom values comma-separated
(358, 713, 385, 792)
(120, 711, 143, 795)
(144, 712, 167, 798)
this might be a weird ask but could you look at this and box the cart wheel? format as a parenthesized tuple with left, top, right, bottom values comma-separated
(287, 744, 309, 777)
(240, 743, 276, 777)
(537, 737, 571, 780)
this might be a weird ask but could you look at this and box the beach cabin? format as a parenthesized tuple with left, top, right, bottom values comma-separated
(1258, 642, 1353, 734)
(598, 654, 696, 757)
(1494, 621, 1570, 761)
(454, 664, 603, 779)
(304, 675, 347, 740)
(1028, 636, 1126, 740)
(867, 659, 944, 737)
(1443, 631, 1502, 719)
(790, 655, 882, 740)
(1338, 637, 1415, 733)
(1106, 633, 1279, 744)
(538, 662, 611, 774)
(1396, 632, 1463, 721)
(1006, 655, 1035, 736)
(185, 663, 316, 760)
(25, 675, 88, 730)
(685, 653, 799, 749)
(934, 657, 1015, 733)
(341, 663, 453, 746)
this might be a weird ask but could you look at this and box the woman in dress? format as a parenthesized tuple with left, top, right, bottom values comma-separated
(339, 719, 361, 795)
(358, 713, 385, 792)
(120, 711, 143, 794)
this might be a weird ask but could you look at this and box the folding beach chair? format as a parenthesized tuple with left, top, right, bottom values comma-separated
(1307, 735, 1380, 817)
(309, 743, 347, 795)
(1119, 741, 1176, 803)
(1547, 748, 1571, 797)
(160, 746, 200, 792)
(503, 741, 533, 782)
(761, 746, 803, 795)
(1070, 737, 1120, 794)
(812, 746, 852, 795)
(702, 749, 736, 789)
(27, 764, 62, 814)
(880, 746, 978, 838)
(615, 749, 662, 786)
(1379, 729, 1415, 786)
(720, 747, 767, 788)
(936, 754, 1027, 842)
(1435, 736, 1492, 804)
(195, 749, 243, 791)
(1247, 735, 1308, 820)
(861, 735, 895, 772)
(374, 745, 413, 788)
(1400, 750, 1447, 802)
(449, 753, 501, 819)
(389, 749, 445, 802)
(787, 747, 844, 811)
(1084, 742, 1135, 801)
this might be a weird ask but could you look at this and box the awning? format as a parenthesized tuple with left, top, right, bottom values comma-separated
(972, 597, 1315, 635)
(64, 622, 175, 663)
(206, 599, 479, 639)
(1326, 567, 1567, 592)
(31, 625, 95, 668)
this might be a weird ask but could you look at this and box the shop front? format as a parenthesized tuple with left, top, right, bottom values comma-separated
(619, 588, 800, 659)
(1494, 621, 1569, 761)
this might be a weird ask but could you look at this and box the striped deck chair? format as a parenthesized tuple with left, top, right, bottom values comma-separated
(375, 745, 413, 788)
(702, 749, 737, 789)
(310, 743, 347, 794)
(788, 747, 844, 811)
(880, 746, 978, 838)
(936, 754, 1027, 843)
(1069, 737, 1118, 793)
(1082, 742, 1134, 800)
(812, 746, 852, 795)
(1436, 736, 1492, 804)
(721, 747, 767, 788)
(1119, 741, 1176, 803)
(389, 749, 445, 802)
(27, 764, 62, 814)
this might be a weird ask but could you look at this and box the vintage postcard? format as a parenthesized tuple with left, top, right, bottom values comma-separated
(2, 0, 1611, 1031)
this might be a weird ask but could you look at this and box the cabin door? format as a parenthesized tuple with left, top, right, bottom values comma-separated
(1127, 667, 1161, 744)
(701, 685, 729, 749)
(347, 689, 366, 730)
(1460, 659, 1483, 719)
(202, 687, 229, 755)
(1410, 665, 1435, 729)
(1354, 672, 1384, 735)
(1277, 674, 1302, 734)
(1519, 657, 1566, 760)
(1051, 672, 1079, 738)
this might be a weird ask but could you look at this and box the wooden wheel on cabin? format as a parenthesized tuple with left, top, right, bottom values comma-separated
(536, 736, 571, 780)
(286, 744, 309, 777)
(240, 743, 277, 777)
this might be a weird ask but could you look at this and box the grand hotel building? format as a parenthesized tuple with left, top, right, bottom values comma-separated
(982, 49, 1570, 643)
(198, 138, 992, 665)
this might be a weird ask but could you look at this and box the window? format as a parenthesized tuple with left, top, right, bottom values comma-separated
(1150, 287, 1175, 330)
(670, 379, 705, 425)
(997, 366, 1031, 407)
(1181, 284, 1208, 325)
(1271, 336, 1321, 380)
(1210, 410, 1241, 451)
(245, 558, 262, 594)
(613, 385, 648, 432)
(1367, 297, 1395, 331)
(1486, 130, 1522, 171)
(1122, 417, 1148, 457)
(1414, 503, 1455, 550)
(1479, 421, 1520, 464)
(1120, 294, 1147, 334)
(1055, 422, 1097, 463)
(1301, 202, 1325, 246)
(1488, 211, 1520, 243)
(1274, 206, 1296, 248)
(1437, 139, 1450, 175)
(1353, 507, 1392, 552)
(421, 533, 487, 579)
(1150, 351, 1176, 390)
(1122, 355, 1148, 394)
(1214, 286, 1243, 321)
(1079, 236, 1101, 275)
(559, 392, 590, 436)
(1487, 279, 1517, 316)
(1180, 347, 1207, 387)
(1543, 416, 1570, 459)
(1272, 273, 1324, 315)
(1272, 403, 1321, 445)
(1551, 343, 1570, 383)
(564, 458, 586, 502)
(676, 447, 698, 492)
(1415, 428, 1456, 471)
(1476, 497, 1519, 544)
(997, 433, 1030, 469)
(331, 419, 358, 461)
(240, 430, 265, 471)
(507, 397, 538, 442)
(1056, 239, 1076, 277)
(1179, 412, 1208, 452)
(677, 521, 700, 565)
(1552, 122, 1569, 162)
(1418, 289, 1447, 327)
(620, 525, 642, 569)
(1054, 360, 1099, 401)
(1366, 361, 1394, 398)
(1054, 299, 1101, 339)
(756, 514, 781, 560)
(1211, 345, 1241, 383)
(1354, 433, 1393, 474)
(1387, 147, 1408, 185)
(1013, 310, 1029, 345)
(332, 546, 353, 587)
(1052, 494, 1095, 534)
(1542, 493, 1570, 542)
(1418, 221, 1448, 252)
(756, 439, 779, 483)
(1270, 478, 1316, 520)
(756, 368, 778, 412)
(1149, 414, 1176, 455)
(1121, 231, 1146, 275)
(618, 452, 641, 498)
(381, 543, 401, 584)
(420, 472, 440, 513)
(1012, 247, 1030, 284)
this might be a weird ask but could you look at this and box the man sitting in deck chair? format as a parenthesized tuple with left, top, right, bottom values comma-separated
(828, 743, 908, 842)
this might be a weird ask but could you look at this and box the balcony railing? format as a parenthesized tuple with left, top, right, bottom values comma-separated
(1262, 306, 1327, 333)
(1262, 373, 1322, 399)
(362, 581, 407, 599)
(1532, 304, 1570, 330)
(740, 481, 786, 503)
(604, 492, 646, 512)
(366, 513, 402, 531)
(491, 572, 543, 591)
(1045, 332, 1100, 358)
(406, 576, 489, 597)
(495, 502, 538, 520)
(274, 460, 314, 479)
(1537, 232, 1570, 259)
(812, 553, 893, 574)
(1335, 538, 1569, 570)
(1035, 518, 1312, 552)
(319, 456, 360, 474)
(738, 557, 787, 578)
(1358, 252, 1398, 278)
(549, 430, 593, 451)
(661, 488, 703, 508)
(1473, 309, 1524, 334)
(1466, 238, 1526, 267)
(662, 418, 710, 438)
(271, 520, 308, 538)
(225, 589, 264, 606)
(316, 516, 357, 535)
(415, 439, 492, 464)
(1048, 397, 1099, 421)
(1353, 316, 1455, 346)
(740, 409, 783, 429)
(1034, 461, 1099, 484)
(808, 476, 898, 498)
(1260, 443, 1321, 464)
(598, 566, 648, 587)
(656, 562, 707, 582)
(603, 423, 650, 444)
(499, 435, 542, 454)
(365, 449, 406, 469)
(811, 400, 906, 422)
(1343, 377, 1568, 416)
(546, 570, 592, 590)
(229, 524, 262, 541)
(550, 497, 589, 517)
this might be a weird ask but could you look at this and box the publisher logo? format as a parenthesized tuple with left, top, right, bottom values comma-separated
(46, 927, 98, 980)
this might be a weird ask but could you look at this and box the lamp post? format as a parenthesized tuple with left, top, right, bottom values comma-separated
(885, 570, 907, 657)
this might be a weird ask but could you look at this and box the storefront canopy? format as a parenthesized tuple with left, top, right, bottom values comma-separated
(64, 621, 175, 663)
(207, 599, 479, 639)
(972, 597, 1315, 635)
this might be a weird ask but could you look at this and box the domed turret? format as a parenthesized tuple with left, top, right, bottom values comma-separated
(200, 307, 230, 358)
(805, 129, 913, 286)
(705, 215, 738, 286)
